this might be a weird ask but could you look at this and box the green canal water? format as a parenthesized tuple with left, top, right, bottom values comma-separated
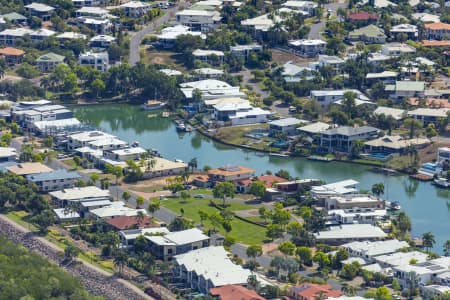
(73, 104, 450, 252)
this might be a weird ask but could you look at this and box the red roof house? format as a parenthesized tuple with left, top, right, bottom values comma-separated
(106, 215, 153, 230)
(210, 285, 266, 300)
(347, 12, 379, 21)
(287, 283, 343, 300)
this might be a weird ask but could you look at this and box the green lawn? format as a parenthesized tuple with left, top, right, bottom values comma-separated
(6, 210, 38, 232)
(161, 197, 267, 245)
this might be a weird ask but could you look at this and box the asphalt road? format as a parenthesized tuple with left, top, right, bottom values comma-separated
(128, 3, 185, 65)
(308, 0, 347, 40)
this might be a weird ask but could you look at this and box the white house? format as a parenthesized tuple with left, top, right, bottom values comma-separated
(25, 3, 55, 20)
(140, 157, 188, 179)
(67, 131, 116, 150)
(192, 49, 225, 65)
(288, 39, 326, 57)
(269, 118, 305, 136)
(310, 89, 369, 106)
(120, 1, 151, 18)
(180, 79, 246, 101)
(0, 147, 17, 162)
(323, 194, 385, 210)
(365, 71, 398, 85)
(30, 28, 56, 42)
(50, 186, 111, 207)
(381, 43, 416, 56)
(393, 257, 450, 289)
(314, 224, 387, 244)
(407, 108, 450, 126)
(26, 169, 81, 192)
(86, 137, 128, 150)
(213, 100, 271, 126)
(230, 44, 262, 61)
(390, 24, 418, 40)
(282, 61, 316, 82)
(311, 179, 359, 198)
(103, 147, 147, 161)
(89, 201, 147, 219)
(75, 6, 109, 18)
(146, 228, 210, 261)
(156, 25, 205, 49)
(320, 126, 379, 153)
(282, 1, 317, 16)
(309, 55, 345, 71)
(342, 239, 410, 262)
(174, 246, 258, 293)
(327, 208, 388, 225)
(176, 9, 221, 32)
(89, 35, 115, 48)
(0, 28, 34, 45)
(56, 32, 87, 42)
(374, 251, 429, 268)
(78, 51, 109, 71)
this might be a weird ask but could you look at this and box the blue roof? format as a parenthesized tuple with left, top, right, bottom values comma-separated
(26, 169, 81, 182)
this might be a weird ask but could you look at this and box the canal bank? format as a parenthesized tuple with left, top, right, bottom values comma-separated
(73, 104, 450, 252)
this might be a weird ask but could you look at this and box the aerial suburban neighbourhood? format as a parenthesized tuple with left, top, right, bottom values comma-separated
(0, 0, 450, 299)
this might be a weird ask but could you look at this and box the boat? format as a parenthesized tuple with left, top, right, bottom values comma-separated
(434, 177, 450, 188)
(385, 201, 401, 210)
(370, 167, 397, 175)
(308, 155, 334, 162)
(176, 122, 186, 132)
(142, 100, 166, 111)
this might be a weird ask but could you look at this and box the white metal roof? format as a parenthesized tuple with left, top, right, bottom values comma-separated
(90, 201, 147, 218)
(69, 131, 115, 142)
(175, 246, 254, 287)
(146, 228, 209, 246)
(25, 2, 55, 12)
(298, 121, 330, 134)
(53, 208, 80, 220)
(374, 251, 429, 267)
(269, 117, 306, 127)
(192, 49, 225, 57)
(0, 147, 16, 158)
(314, 224, 387, 240)
(120, 227, 170, 240)
(342, 239, 409, 257)
(312, 179, 359, 195)
(32, 118, 81, 131)
(408, 108, 450, 118)
(50, 186, 110, 201)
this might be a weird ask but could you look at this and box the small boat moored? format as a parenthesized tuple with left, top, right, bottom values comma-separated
(142, 100, 166, 111)
(385, 201, 401, 211)
(434, 177, 450, 188)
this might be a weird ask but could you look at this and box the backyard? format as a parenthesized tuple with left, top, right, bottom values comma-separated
(159, 196, 268, 245)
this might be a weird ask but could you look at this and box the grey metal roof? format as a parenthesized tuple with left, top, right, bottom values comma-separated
(322, 126, 379, 136)
(26, 169, 81, 182)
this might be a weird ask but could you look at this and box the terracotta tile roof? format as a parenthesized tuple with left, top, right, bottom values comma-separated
(106, 215, 153, 230)
(193, 174, 210, 182)
(424, 22, 450, 30)
(208, 165, 255, 177)
(408, 97, 450, 108)
(256, 175, 287, 188)
(0, 47, 25, 56)
(420, 40, 450, 47)
(347, 12, 378, 20)
(210, 285, 266, 300)
(289, 283, 343, 300)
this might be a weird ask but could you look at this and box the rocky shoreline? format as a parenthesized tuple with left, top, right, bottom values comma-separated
(0, 215, 152, 300)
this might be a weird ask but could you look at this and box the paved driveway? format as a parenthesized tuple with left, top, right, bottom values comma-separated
(308, 0, 347, 39)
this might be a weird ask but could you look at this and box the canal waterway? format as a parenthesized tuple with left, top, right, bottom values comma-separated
(73, 104, 450, 252)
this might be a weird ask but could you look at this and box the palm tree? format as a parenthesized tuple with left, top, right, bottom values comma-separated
(422, 232, 436, 252)
(135, 211, 145, 228)
(122, 191, 131, 203)
(188, 157, 198, 173)
(371, 183, 385, 199)
(113, 251, 128, 276)
(444, 240, 450, 256)
(136, 196, 144, 209)
(148, 200, 160, 217)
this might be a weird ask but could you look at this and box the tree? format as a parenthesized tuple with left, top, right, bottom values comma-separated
(287, 221, 304, 241)
(340, 261, 360, 280)
(136, 196, 144, 208)
(122, 191, 131, 203)
(209, 211, 224, 232)
(179, 190, 189, 203)
(342, 91, 357, 119)
(278, 241, 296, 256)
(371, 182, 385, 198)
(404, 118, 423, 139)
(444, 240, 450, 256)
(31, 209, 56, 233)
(395, 212, 411, 238)
(350, 140, 365, 159)
(392, 278, 401, 291)
(249, 180, 266, 199)
(198, 209, 208, 225)
(188, 157, 198, 172)
(266, 223, 283, 241)
(147, 200, 160, 217)
(113, 251, 128, 276)
(276, 169, 290, 180)
(64, 245, 80, 262)
(246, 245, 263, 260)
(213, 181, 235, 207)
(90, 173, 100, 186)
(135, 211, 145, 227)
(313, 251, 330, 270)
(296, 246, 313, 266)
(422, 231, 436, 252)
